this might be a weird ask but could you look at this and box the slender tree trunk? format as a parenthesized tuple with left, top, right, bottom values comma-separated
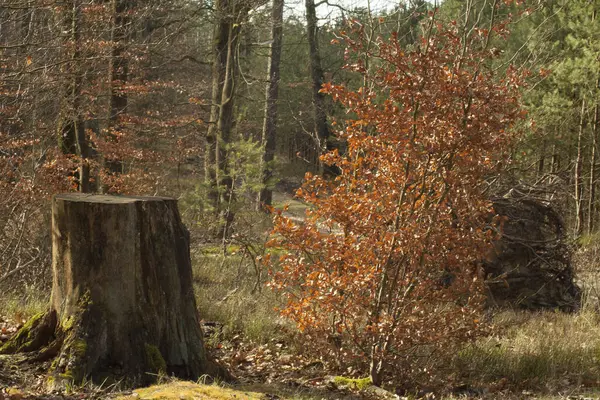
(538, 138, 546, 178)
(551, 148, 559, 174)
(205, 0, 247, 237)
(550, 139, 559, 193)
(205, 0, 230, 210)
(57, 0, 90, 192)
(105, 0, 130, 187)
(258, 0, 284, 209)
(305, 0, 332, 175)
(217, 16, 242, 239)
(588, 9, 598, 234)
(72, 0, 90, 193)
(589, 102, 599, 234)
(575, 99, 586, 236)
(551, 126, 559, 175)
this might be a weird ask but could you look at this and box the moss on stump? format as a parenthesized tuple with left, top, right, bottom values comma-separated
(0, 311, 57, 354)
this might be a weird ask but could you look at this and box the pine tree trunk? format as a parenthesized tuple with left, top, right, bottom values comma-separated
(1, 194, 227, 388)
(575, 99, 586, 236)
(538, 138, 546, 178)
(258, 0, 284, 208)
(589, 102, 599, 234)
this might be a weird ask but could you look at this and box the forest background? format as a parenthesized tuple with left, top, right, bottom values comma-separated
(1, 0, 600, 398)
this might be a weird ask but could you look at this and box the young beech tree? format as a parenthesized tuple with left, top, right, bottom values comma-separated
(268, 9, 524, 386)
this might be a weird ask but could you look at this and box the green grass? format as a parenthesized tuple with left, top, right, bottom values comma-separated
(453, 309, 600, 391)
(577, 231, 600, 248)
(192, 249, 287, 344)
(0, 287, 47, 322)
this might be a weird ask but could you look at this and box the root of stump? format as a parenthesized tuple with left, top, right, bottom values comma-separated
(0, 306, 230, 390)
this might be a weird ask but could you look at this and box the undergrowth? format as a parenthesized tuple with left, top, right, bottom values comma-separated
(192, 248, 287, 344)
(4, 198, 600, 398)
(0, 286, 47, 322)
(453, 309, 600, 392)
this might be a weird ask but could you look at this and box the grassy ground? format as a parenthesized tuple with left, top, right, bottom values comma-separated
(183, 250, 600, 399)
(4, 196, 600, 398)
(3, 277, 600, 399)
(186, 208, 600, 398)
(0, 287, 47, 324)
(189, 191, 307, 343)
(452, 309, 600, 395)
(4, 254, 600, 399)
(192, 247, 287, 343)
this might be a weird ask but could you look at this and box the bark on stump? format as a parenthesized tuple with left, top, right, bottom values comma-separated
(0, 194, 227, 388)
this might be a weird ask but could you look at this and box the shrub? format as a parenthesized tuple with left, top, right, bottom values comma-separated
(268, 9, 524, 386)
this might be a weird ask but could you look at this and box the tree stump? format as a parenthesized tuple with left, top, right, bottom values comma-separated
(0, 194, 227, 388)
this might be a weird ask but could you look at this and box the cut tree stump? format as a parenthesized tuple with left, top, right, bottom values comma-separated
(0, 193, 228, 388)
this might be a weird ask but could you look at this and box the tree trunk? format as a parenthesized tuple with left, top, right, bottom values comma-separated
(105, 0, 130, 185)
(57, 0, 91, 193)
(205, 0, 248, 237)
(205, 0, 230, 210)
(551, 128, 559, 175)
(0, 194, 227, 388)
(586, 8, 597, 234)
(305, 0, 333, 175)
(258, 0, 284, 208)
(589, 102, 599, 234)
(216, 14, 241, 239)
(72, 0, 90, 193)
(575, 99, 586, 236)
(538, 138, 546, 178)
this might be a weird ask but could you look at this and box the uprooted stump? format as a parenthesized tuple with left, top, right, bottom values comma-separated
(484, 189, 581, 311)
(0, 194, 228, 388)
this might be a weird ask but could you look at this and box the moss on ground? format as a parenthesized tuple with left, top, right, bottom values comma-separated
(332, 376, 372, 390)
(117, 381, 265, 400)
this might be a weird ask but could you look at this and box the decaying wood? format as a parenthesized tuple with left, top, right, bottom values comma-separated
(486, 187, 581, 311)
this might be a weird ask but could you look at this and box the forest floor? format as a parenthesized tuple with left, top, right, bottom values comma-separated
(3, 192, 600, 399)
(4, 284, 600, 399)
